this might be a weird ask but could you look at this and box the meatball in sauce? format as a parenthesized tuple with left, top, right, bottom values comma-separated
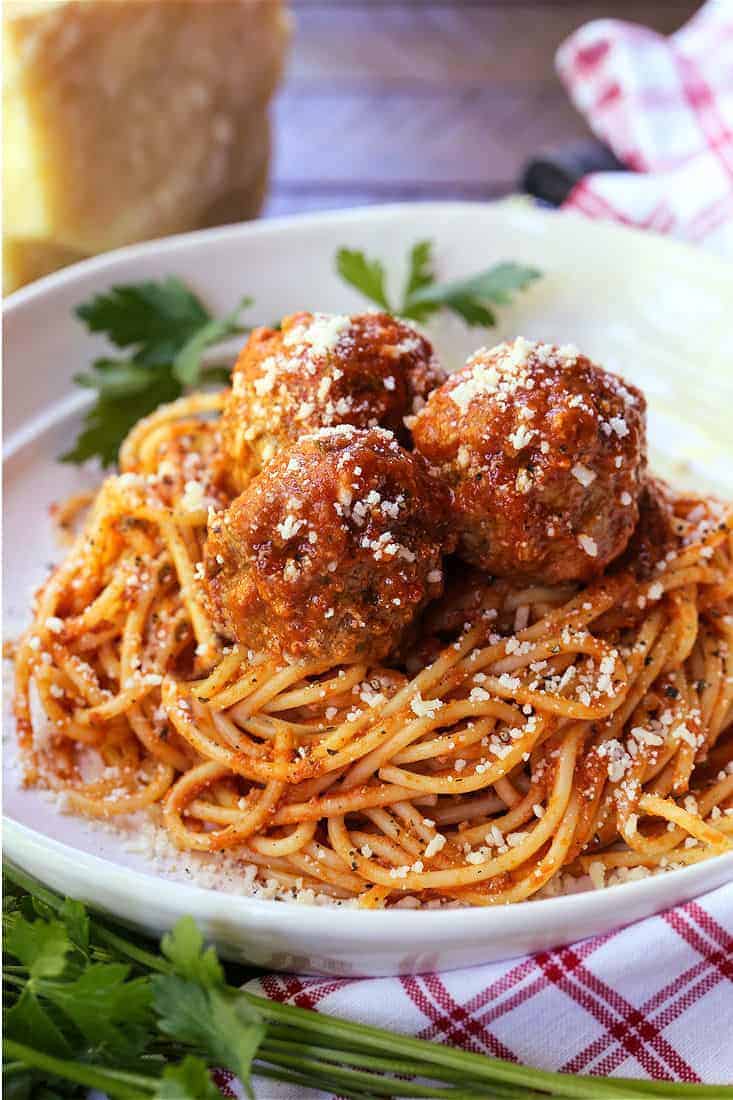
(412, 337, 647, 584)
(220, 311, 443, 491)
(205, 425, 456, 663)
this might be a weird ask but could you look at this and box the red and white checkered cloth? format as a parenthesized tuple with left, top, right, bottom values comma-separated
(240, 883, 733, 1096)
(556, 0, 733, 256)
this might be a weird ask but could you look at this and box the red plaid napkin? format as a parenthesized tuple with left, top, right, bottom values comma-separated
(556, 0, 733, 255)
(241, 883, 733, 1096)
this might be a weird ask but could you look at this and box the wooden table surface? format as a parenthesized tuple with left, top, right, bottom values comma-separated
(265, 0, 699, 217)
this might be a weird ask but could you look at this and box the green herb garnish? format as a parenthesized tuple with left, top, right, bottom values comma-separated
(336, 239, 540, 326)
(62, 278, 251, 466)
(4, 862, 729, 1099)
(63, 243, 539, 467)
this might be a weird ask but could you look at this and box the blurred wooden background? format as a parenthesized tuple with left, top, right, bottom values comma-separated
(265, 0, 700, 216)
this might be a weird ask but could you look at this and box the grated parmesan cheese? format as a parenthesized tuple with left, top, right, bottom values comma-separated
(577, 534, 598, 558)
(410, 691, 443, 719)
(571, 463, 596, 487)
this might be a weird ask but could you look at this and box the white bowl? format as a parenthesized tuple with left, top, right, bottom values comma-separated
(4, 201, 733, 976)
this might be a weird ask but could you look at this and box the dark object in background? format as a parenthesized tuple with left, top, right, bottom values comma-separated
(522, 140, 625, 206)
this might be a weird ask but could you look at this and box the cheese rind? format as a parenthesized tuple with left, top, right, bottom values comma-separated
(3, 0, 290, 287)
(3, 237, 85, 292)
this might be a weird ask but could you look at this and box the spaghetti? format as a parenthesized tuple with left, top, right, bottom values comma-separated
(13, 393, 733, 907)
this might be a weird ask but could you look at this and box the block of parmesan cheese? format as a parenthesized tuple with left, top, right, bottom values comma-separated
(3, 0, 290, 290)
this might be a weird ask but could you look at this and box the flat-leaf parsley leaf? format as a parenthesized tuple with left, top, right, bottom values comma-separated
(336, 239, 540, 327)
(75, 278, 210, 365)
(63, 280, 253, 467)
(155, 1056, 222, 1099)
(335, 249, 390, 311)
(160, 915, 224, 989)
(153, 974, 265, 1100)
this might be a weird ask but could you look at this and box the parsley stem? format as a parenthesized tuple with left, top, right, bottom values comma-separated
(3, 862, 64, 911)
(259, 1036, 531, 1096)
(255, 1063, 375, 1100)
(243, 995, 683, 1100)
(3, 1061, 27, 1077)
(2, 1040, 156, 1099)
(257, 1048, 486, 1099)
(93, 923, 172, 974)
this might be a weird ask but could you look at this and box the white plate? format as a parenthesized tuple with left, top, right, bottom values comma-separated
(4, 201, 733, 977)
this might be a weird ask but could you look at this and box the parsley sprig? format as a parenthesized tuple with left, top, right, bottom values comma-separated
(63, 278, 251, 467)
(62, 241, 539, 468)
(336, 240, 540, 326)
(4, 862, 729, 1100)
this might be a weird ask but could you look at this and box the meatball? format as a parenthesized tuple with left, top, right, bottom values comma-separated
(411, 337, 647, 584)
(204, 425, 455, 662)
(615, 478, 677, 580)
(220, 311, 443, 490)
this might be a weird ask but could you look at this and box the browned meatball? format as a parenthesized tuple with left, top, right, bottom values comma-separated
(411, 338, 647, 584)
(205, 426, 455, 662)
(615, 478, 677, 580)
(220, 311, 444, 491)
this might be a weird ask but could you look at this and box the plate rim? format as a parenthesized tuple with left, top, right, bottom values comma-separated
(6, 816, 733, 928)
(4, 199, 732, 320)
